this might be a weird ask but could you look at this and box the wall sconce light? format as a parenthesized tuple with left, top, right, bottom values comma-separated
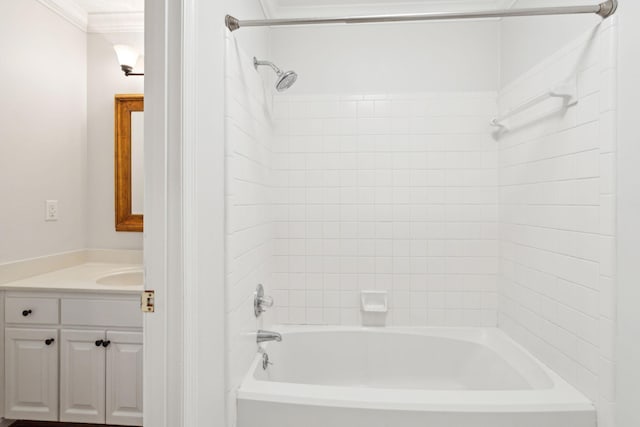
(114, 44, 144, 76)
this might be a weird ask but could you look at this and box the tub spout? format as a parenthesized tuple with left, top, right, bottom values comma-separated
(257, 330, 282, 344)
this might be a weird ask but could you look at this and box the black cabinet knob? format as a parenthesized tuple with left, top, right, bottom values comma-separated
(22, 309, 32, 317)
(45, 338, 55, 346)
(95, 340, 104, 347)
(102, 340, 111, 348)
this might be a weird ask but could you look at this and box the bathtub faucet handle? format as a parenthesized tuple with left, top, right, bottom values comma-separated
(261, 351, 273, 370)
(259, 295, 274, 307)
(254, 284, 274, 317)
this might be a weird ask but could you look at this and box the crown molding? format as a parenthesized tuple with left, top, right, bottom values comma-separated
(37, 0, 143, 33)
(89, 12, 144, 33)
(37, 0, 88, 31)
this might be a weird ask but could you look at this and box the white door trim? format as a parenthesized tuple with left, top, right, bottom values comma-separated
(144, 0, 227, 426)
(182, 0, 199, 422)
(181, 0, 228, 424)
(616, 3, 640, 427)
(143, 0, 184, 425)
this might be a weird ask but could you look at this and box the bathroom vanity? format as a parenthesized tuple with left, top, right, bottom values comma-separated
(0, 263, 143, 426)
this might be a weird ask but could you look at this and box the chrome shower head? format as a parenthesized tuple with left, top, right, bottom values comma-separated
(275, 70, 298, 92)
(253, 57, 297, 92)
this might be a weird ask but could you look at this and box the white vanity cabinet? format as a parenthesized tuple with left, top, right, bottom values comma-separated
(60, 329, 143, 425)
(105, 331, 143, 425)
(4, 328, 59, 421)
(60, 329, 106, 423)
(2, 292, 143, 426)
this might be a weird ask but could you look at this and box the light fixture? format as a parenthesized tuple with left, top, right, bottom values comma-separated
(114, 44, 144, 76)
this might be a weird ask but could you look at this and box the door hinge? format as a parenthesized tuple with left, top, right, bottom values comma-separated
(141, 290, 155, 313)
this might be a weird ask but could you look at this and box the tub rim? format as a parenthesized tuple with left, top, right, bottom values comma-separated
(238, 326, 594, 413)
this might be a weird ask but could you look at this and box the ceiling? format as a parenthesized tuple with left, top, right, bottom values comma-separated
(37, 0, 143, 32)
(71, 0, 143, 14)
(259, 0, 518, 19)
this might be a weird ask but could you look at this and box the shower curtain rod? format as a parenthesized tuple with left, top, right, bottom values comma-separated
(225, 0, 617, 32)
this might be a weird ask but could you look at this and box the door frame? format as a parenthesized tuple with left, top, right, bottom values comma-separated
(144, 0, 227, 426)
(616, 3, 640, 427)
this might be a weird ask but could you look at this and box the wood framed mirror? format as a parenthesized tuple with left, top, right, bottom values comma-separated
(115, 94, 144, 232)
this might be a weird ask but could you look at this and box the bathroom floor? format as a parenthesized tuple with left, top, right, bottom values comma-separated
(11, 422, 127, 427)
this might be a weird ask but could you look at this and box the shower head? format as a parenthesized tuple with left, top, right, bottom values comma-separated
(253, 57, 298, 92)
(275, 70, 298, 91)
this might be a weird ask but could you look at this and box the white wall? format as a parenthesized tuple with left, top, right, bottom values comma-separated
(501, 0, 606, 87)
(497, 19, 617, 427)
(271, 20, 500, 94)
(222, 4, 271, 427)
(0, 1, 146, 263)
(219, 6, 632, 427)
(263, 17, 502, 327)
(87, 32, 144, 250)
(224, 33, 273, 427)
(0, 1, 87, 263)
(270, 92, 499, 326)
(615, 2, 640, 426)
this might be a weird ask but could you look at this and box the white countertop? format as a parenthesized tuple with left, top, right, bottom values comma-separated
(0, 263, 144, 294)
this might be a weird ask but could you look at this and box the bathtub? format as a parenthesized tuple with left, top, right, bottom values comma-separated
(237, 326, 595, 427)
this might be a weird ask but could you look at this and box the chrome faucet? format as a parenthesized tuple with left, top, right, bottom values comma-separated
(257, 330, 282, 344)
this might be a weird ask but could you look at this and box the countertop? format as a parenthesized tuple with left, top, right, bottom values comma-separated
(0, 263, 144, 294)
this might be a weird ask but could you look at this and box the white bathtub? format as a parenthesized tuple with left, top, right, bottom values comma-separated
(237, 326, 595, 427)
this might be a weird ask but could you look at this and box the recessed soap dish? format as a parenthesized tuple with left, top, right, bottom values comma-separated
(361, 290, 388, 326)
(361, 290, 388, 313)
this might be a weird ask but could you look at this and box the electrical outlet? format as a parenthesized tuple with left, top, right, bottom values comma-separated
(45, 200, 58, 221)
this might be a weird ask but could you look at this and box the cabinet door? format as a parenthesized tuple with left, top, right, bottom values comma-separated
(106, 331, 143, 426)
(4, 328, 58, 421)
(60, 329, 106, 423)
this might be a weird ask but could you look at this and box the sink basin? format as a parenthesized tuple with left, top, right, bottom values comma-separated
(96, 271, 143, 286)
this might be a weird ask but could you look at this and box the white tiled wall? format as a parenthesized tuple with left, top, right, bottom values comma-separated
(224, 35, 273, 427)
(497, 20, 617, 427)
(269, 92, 500, 327)
(224, 17, 620, 427)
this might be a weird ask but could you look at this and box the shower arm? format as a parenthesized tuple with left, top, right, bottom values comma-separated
(226, 0, 617, 32)
(254, 58, 283, 75)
